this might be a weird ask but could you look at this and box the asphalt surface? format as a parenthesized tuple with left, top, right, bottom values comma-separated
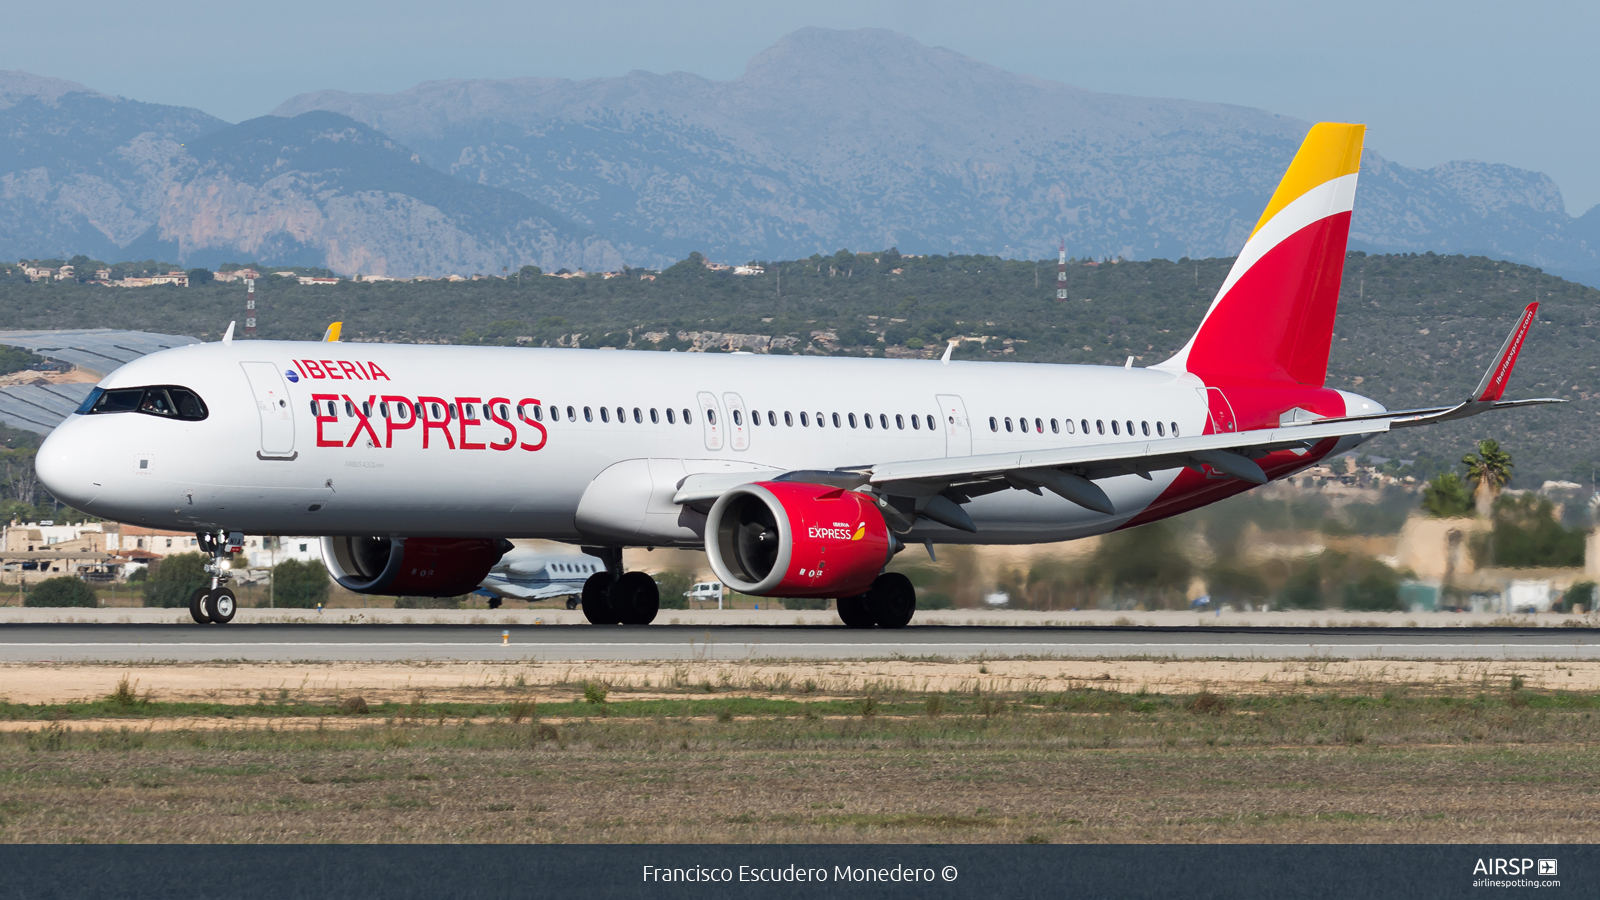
(3, 623, 1599, 662)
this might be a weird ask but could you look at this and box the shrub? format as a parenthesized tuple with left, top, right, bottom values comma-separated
(272, 558, 330, 608)
(784, 597, 830, 610)
(395, 596, 461, 609)
(143, 552, 208, 608)
(652, 571, 693, 610)
(24, 576, 97, 607)
(916, 592, 954, 610)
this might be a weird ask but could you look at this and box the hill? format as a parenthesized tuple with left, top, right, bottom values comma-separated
(0, 250, 1593, 487)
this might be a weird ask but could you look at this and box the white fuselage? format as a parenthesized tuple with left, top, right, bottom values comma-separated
(36, 341, 1367, 546)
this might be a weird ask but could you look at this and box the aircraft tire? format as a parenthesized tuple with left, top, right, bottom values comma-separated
(836, 594, 875, 628)
(188, 587, 212, 625)
(208, 588, 237, 624)
(864, 573, 915, 629)
(610, 572, 660, 626)
(581, 572, 620, 625)
(565, 596, 579, 610)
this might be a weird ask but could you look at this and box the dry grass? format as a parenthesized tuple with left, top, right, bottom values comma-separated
(3, 666, 1600, 843)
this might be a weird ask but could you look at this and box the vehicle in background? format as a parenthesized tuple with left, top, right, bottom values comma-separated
(686, 581, 724, 609)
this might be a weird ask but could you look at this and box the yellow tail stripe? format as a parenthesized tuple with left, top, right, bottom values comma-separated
(1250, 123, 1366, 238)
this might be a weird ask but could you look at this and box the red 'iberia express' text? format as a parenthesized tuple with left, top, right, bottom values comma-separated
(312, 394, 548, 452)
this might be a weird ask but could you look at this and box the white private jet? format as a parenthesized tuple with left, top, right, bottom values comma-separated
(476, 544, 607, 609)
(34, 123, 1557, 627)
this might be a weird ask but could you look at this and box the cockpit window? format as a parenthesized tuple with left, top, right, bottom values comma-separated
(80, 385, 208, 421)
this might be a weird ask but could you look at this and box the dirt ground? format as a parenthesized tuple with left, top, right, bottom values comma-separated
(4, 657, 1597, 709)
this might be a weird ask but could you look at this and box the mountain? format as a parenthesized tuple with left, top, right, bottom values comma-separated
(0, 73, 621, 276)
(0, 72, 225, 261)
(274, 27, 1600, 283)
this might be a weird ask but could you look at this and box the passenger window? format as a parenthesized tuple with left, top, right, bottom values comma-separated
(1004, 417, 1013, 433)
(449, 404, 458, 420)
(800, 412, 809, 426)
(616, 407, 625, 422)
(584, 406, 593, 422)
(1050, 418, 1059, 434)
(1141, 421, 1150, 436)
(895, 414, 904, 430)
(706, 409, 716, 425)
(650, 408, 659, 424)
(666, 408, 676, 424)
(878, 414, 888, 429)
(1171, 422, 1180, 437)
(926, 414, 936, 431)
(831, 413, 840, 428)
(308, 399, 318, 416)
(910, 415, 919, 430)
(1126, 420, 1134, 435)
(768, 411, 777, 426)
(379, 402, 389, 418)
(332, 401, 342, 417)
(1156, 421, 1165, 436)
(862, 413, 871, 429)
(532, 404, 543, 422)
(1066, 419, 1075, 434)
(989, 417, 998, 432)
(1096, 420, 1104, 435)
(633, 407, 642, 423)
(684, 409, 693, 425)
(548, 406, 559, 422)
(784, 411, 793, 426)
(750, 410, 759, 426)
(732, 409, 742, 426)
(361, 401, 371, 417)
(848, 413, 858, 428)
(1111, 420, 1120, 435)
(600, 407, 610, 423)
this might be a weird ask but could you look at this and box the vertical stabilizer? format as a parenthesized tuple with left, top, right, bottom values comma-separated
(1158, 123, 1365, 386)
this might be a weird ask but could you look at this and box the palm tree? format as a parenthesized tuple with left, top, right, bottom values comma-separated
(1462, 439, 1514, 516)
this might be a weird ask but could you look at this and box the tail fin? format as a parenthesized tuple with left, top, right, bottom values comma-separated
(1159, 122, 1366, 386)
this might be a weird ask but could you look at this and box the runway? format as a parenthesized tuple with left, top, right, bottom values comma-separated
(3, 623, 1599, 662)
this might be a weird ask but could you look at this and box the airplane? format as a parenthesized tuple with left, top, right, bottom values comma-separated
(33, 122, 1559, 627)
(475, 543, 607, 609)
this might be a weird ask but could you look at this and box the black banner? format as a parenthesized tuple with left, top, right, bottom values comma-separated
(0, 844, 1588, 899)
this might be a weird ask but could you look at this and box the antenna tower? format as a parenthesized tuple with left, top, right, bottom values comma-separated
(1055, 239, 1068, 301)
(244, 277, 256, 337)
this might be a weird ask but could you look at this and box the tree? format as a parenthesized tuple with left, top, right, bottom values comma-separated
(272, 558, 330, 608)
(1462, 439, 1513, 516)
(143, 552, 208, 608)
(1421, 473, 1474, 518)
(1083, 522, 1192, 608)
(25, 575, 97, 607)
(1483, 494, 1584, 568)
(186, 268, 214, 285)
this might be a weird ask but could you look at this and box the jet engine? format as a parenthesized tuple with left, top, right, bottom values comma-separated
(321, 536, 513, 597)
(705, 482, 894, 598)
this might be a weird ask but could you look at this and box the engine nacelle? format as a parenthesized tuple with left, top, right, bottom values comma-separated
(705, 481, 893, 598)
(321, 536, 512, 597)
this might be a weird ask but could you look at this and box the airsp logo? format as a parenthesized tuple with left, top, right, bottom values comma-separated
(1472, 858, 1552, 876)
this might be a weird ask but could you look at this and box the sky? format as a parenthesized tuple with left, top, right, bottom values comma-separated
(10, 0, 1598, 214)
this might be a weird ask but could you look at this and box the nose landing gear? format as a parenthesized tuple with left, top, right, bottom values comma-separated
(188, 530, 241, 625)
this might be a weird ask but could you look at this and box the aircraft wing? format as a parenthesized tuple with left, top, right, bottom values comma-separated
(673, 303, 1561, 532)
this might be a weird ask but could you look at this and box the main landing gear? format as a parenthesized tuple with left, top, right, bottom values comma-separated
(837, 573, 916, 629)
(578, 546, 660, 625)
(188, 530, 240, 625)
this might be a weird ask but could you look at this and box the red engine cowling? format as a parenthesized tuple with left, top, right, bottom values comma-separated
(321, 536, 512, 597)
(705, 482, 893, 598)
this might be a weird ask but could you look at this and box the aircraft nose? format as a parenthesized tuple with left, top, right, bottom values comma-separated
(35, 419, 102, 510)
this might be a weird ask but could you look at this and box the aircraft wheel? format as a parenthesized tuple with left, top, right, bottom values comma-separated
(188, 587, 212, 624)
(208, 588, 237, 624)
(836, 594, 875, 628)
(610, 572, 660, 626)
(864, 573, 915, 629)
(487, 597, 502, 610)
(581, 572, 619, 625)
(565, 596, 579, 610)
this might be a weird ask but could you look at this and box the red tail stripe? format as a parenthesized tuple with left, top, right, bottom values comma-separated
(1478, 302, 1538, 402)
